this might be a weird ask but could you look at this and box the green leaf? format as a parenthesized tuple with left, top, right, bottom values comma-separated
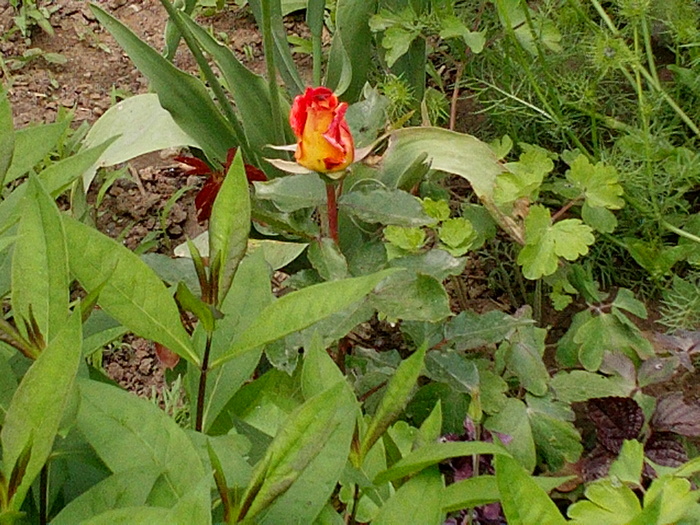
(374, 441, 508, 484)
(0, 89, 14, 186)
(439, 15, 485, 52)
(422, 198, 451, 222)
(567, 479, 641, 524)
(612, 288, 647, 319)
(81, 94, 199, 189)
(308, 238, 349, 281)
(503, 324, 549, 396)
(301, 331, 347, 400)
(340, 187, 433, 226)
(200, 249, 272, 432)
(495, 145, 554, 206)
(550, 370, 632, 402)
(90, 5, 235, 163)
(209, 150, 251, 305)
(385, 127, 505, 201)
(1, 309, 82, 509)
(179, 13, 282, 154)
(77, 379, 207, 503)
(4, 118, 70, 185)
(496, 454, 568, 525)
(485, 398, 537, 472)
(518, 205, 595, 279)
(388, 249, 465, 280)
(11, 176, 69, 342)
(582, 202, 617, 233)
(211, 269, 399, 368)
(360, 345, 427, 459)
(609, 440, 644, 485)
(566, 156, 624, 209)
(445, 310, 524, 350)
(384, 225, 426, 252)
(373, 467, 444, 525)
(382, 26, 420, 67)
(0, 139, 115, 237)
(442, 476, 500, 512)
(326, 0, 377, 101)
(424, 351, 479, 395)
(370, 272, 452, 322)
(237, 382, 355, 522)
(527, 396, 583, 471)
(52, 468, 158, 524)
(254, 174, 326, 212)
(438, 217, 477, 256)
(63, 216, 198, 365)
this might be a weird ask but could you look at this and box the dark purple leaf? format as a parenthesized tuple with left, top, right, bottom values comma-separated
(581, 445, 616, 482)
(588, 397, 644, 453)
(651, 393, 700, 437)
(644, 432, 688, 468)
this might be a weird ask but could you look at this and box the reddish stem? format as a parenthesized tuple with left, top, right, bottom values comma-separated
(326, 181, 339, 244)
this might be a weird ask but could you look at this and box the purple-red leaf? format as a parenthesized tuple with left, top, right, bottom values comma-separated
(651, 393, 700, 437)
(587, 397, 643, 453)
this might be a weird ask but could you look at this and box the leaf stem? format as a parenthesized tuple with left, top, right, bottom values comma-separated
(195, 331, 214, 432)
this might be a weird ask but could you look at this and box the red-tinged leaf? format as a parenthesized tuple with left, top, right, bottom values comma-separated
(651, 393, 700, 437)
(155, 343, 180, 370)
(644, 432, 687, 472)
(195, 173, 225, 223)
(588, 397, 644, 454)
(175, 155, 213, 175)
(244, 164, 267, 183)
(581, 445, 616, 482)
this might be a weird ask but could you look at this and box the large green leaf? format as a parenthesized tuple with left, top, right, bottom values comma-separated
(81, 94, 199, 189)
(237, 382, 356, 522)
(1, 310, 82, 509)
(63, 216, 198, 364)
(11, 176, 69, 342)
(0, 88, 14, 186)
(385, 127, 506, 200)
(209, 150, 251, 305)
(210, 269, 398, 368)
(200, 250, 272, 432)
(496, 454, 567, 525)
(254, 174, 327, 212)
(0, 356, 17, 426)
(339, 187, 433, 227)
(370, 272, 452, 322)
(90, 4, 235, 163)
(3, 118, 71, 184)
(77, 379, 207, 505)
(502, 324, 549, 396)
(484, 398, 536, 472)
(373, 467, 444, 525)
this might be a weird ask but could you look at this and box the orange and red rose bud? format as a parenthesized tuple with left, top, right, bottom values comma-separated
(289, 86, 354, 174)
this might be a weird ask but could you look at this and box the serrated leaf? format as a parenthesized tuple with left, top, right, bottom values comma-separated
(588, 397, 643, 453)
(518, 205, 595, 279)
(566, 156, 624, 210)
(370, 272, 452, 322)
(445, 310, 523, 350)
(567, 479, 641, 524)
(496, 146, 554, 206)
(421, 198, 450, 222)
(503, 325, 549, 396)
(384, 225, 426, 252)
(340, 188, 432, 227)
(438, 217, 477, 256)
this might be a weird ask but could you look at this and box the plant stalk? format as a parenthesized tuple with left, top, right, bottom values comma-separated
(195, 331, 214, 432)
(325, 180, 339, 244)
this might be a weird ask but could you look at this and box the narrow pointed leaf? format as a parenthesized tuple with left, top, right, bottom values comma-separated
(11, 176, 69, 342)
(90, 4, 235, 163)
(1, 310, 82, 509)
(4, 118, 70, 185)
(209, 150, 251, 305)
(210, 269, 398, 369)
(0, 89, 14, 185)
